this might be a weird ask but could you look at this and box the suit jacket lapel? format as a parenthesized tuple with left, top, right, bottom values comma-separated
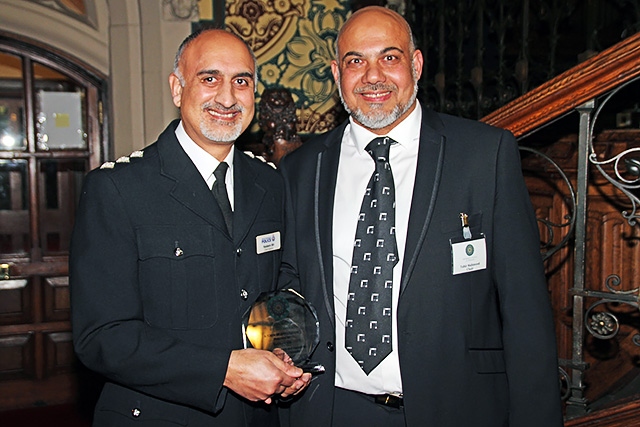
(233, 151, 266, 244)
(315, 123, 345, 329)
(400, 109, 446, 294)
(158, 121, 231, 236)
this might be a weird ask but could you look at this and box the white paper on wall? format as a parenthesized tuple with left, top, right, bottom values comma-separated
(37, 91, 85, 150)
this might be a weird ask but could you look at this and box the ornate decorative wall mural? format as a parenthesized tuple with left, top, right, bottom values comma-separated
(226, 0, 350, 135)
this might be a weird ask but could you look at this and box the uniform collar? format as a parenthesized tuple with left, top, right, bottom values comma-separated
(175, 120, 235, 186)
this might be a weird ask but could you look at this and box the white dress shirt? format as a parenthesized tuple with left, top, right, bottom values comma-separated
(175, 121, 235, 210)
(333, 102, 422, 395)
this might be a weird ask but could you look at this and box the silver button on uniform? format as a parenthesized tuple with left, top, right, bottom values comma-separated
(240, 289, 248, 300)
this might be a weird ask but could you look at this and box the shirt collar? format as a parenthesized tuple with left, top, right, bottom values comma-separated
(175, 120, 235, 183)
(348, 101, 422, 153)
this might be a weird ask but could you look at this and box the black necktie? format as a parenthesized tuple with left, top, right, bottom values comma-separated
(345, 136, 398, 374)
(212, 162, 233, 236)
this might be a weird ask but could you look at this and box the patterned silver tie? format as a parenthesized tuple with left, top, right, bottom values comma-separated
(212, 162, 233, 236)
(345, 137, 398, 374)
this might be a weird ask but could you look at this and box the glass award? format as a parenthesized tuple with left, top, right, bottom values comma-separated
(242, 288, 324, 374)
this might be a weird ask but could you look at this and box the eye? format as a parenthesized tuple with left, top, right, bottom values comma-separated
(345, 57, 363, 68)
(383, 54, 397, 61)
(202, 75, 218, 84)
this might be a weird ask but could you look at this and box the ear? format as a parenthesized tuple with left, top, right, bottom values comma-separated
(412, 49, 424, 80)
(330, 60, 340, 83)
(169, 73, 183, 108)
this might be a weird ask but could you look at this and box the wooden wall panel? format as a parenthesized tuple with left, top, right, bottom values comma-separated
(43, 277, 70, 322)
(0, 333, 34, 380)
(0, 279, 31, 325)
(44, 332, 74, 376)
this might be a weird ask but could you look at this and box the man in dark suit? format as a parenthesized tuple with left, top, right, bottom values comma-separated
(70, 29, 309, 426)
(278, 6, 563, 427)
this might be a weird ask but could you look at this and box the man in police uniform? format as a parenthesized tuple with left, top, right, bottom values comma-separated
(71, 28, 309, 426)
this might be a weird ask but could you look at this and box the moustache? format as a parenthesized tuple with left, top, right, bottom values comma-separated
(353, 83, 397, 94)
(202, 102, 244, 113)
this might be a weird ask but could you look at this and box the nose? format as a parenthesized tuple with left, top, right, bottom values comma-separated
(215, 81, 237, 108)
(362, 62, 385, 85)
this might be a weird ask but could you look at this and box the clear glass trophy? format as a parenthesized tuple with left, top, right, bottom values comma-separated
(242, 288, 324, 374)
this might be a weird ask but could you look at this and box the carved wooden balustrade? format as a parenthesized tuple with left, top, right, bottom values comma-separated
(483, 32, 640, 427)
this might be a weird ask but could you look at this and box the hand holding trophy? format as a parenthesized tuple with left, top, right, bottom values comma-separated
(242, 289, 324, 374)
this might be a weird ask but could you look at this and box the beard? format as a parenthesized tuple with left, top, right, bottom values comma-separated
(200, 102, 244, 143)
(336, 68, 419, 130)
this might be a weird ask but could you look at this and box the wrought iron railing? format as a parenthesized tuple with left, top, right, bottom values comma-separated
(484, 32, 640, 419)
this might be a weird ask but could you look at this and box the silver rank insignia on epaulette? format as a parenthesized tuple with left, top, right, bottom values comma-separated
(243, 151, 276, 169)
(99, 150, 144, 169)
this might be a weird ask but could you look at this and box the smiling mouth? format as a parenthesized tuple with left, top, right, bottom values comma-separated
(354, 84, 395, 102)
(203, 102, 243, 122)
(207, 109, 240, 121)
(359, 91, 392, 101)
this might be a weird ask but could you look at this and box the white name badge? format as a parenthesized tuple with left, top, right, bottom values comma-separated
(256, 231, 281, 254)
(451, 236, 487, 275)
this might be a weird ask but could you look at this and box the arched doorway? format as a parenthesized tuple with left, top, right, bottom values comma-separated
(0, 33, 107, 410)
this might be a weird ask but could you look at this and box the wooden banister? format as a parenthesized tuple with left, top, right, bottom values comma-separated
(482, 32, 640, 138)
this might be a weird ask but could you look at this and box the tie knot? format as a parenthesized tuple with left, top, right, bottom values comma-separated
(214, 162, 229, 181)
(365, 137, 394, 162)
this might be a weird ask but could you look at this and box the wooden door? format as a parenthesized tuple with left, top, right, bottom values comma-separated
(0, 36, 106, 410)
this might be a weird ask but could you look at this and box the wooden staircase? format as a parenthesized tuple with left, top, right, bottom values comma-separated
(481, 32, 640, 427)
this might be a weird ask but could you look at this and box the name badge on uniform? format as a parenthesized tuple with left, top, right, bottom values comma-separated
(256, 231, 281, 254)
(450, 212, 486, 275)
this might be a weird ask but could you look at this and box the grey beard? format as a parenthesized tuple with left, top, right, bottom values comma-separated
(201, 120, 242, 143)
(338, 81, 419, 130)
(200, 103, 244, 143)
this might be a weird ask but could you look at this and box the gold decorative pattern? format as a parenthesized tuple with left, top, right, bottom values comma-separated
(226, 0, 350, 135)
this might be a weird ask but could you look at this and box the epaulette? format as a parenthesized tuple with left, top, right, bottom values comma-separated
(243, 151, 276, 169)
(100, 149, 145, 169)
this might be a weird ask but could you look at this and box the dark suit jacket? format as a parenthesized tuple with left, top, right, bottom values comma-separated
(70, 120, 284, 426)
(278, 107, 564, 427)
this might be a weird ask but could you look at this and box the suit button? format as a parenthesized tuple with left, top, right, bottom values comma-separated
(236, 248, 243, 256)
(327, 341, 334, 352)
(132, 408, 141, 418)
(240, 289, 248, 300)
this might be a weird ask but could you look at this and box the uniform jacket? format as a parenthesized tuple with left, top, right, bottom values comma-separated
(278, 107, 564, 427)
(70, 120, 284, 426)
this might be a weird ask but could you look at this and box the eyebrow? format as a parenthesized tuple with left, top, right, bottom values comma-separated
(234, 71, 255, 82)
(341, 46, 405, 62)
(196, 69, 255, 82)
(197, 69, 221, 78)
